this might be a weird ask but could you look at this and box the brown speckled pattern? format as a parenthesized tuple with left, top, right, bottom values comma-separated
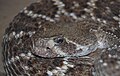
(2, 0, 120, 76)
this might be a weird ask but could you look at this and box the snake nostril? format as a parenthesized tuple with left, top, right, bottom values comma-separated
(46, 47, 50, 49)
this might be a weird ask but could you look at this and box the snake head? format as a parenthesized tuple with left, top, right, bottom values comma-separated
(31, 20, 98, 58)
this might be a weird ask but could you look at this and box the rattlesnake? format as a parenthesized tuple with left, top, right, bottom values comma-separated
(2, 0, 120, 76)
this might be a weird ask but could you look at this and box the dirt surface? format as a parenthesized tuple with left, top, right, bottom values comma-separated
(0, 0, 36, 75)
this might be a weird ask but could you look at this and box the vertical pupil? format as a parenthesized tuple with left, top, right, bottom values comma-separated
(55, 38, 64, 43)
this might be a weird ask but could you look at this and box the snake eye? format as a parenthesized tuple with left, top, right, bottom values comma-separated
(54, 37, 64, 44)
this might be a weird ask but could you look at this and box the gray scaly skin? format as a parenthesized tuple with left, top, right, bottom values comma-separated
(2, 0, 120, 76)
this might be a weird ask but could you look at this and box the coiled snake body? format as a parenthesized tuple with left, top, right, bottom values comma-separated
(2, 0, 120, 76)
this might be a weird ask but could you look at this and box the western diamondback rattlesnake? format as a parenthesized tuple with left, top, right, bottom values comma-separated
(2, 0, 120, 76)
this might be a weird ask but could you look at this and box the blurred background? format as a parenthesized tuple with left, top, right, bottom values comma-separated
(0, 0, 37, 75)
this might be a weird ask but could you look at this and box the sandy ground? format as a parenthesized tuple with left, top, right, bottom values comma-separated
(0, 0, 37, 75)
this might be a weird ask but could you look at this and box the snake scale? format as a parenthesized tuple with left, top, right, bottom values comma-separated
(2, 0, 120, 76)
